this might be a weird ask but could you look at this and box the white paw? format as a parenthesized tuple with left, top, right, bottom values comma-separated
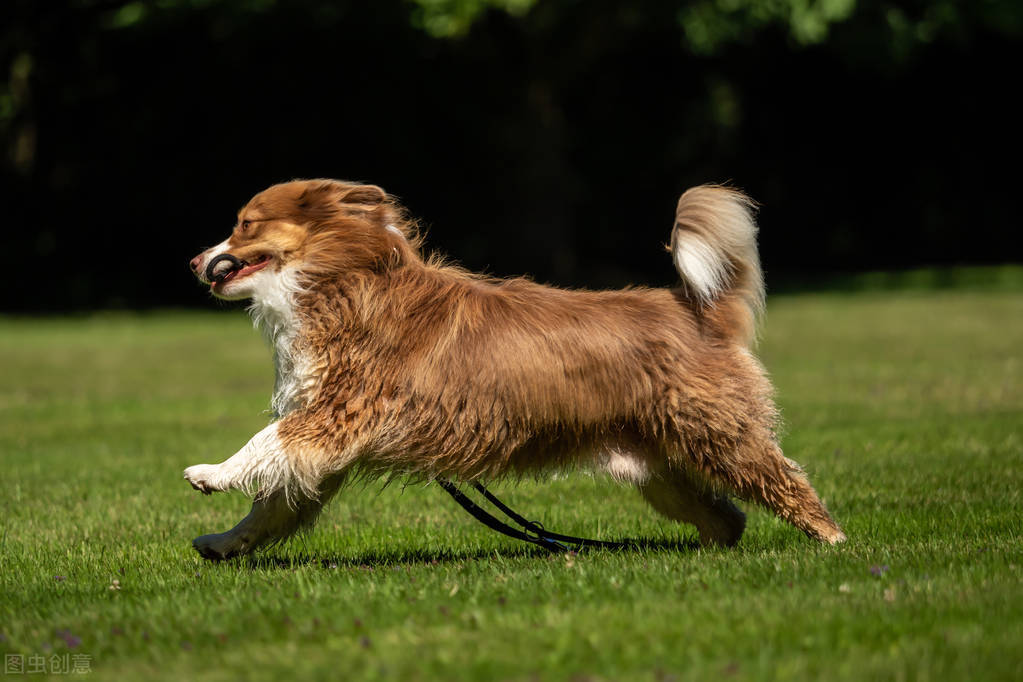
(183, 464, 222, 495)
(828, 529, 848, 545)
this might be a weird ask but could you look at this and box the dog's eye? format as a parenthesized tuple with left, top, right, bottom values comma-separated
(241, 220, 251, 231)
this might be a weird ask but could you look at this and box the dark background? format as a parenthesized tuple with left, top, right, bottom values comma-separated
(2, 0, 1020, 311)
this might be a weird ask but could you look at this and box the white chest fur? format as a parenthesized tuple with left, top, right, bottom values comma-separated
(246, 267, 312, 418)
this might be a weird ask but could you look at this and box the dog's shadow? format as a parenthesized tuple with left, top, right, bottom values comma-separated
(241, 536, 701, 571)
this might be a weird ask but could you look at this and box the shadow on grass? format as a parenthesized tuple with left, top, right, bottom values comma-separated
(239, 536, 701, 571)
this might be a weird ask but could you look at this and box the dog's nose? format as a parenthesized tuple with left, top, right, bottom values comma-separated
(189, 254, 203, 272)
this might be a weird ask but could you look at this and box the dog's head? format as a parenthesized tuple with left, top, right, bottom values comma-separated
(190, 179, 415, 300)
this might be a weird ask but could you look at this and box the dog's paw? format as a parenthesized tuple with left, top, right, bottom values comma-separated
(808, 523, 847, 545)
(826, 529, 848, 545)
(193, 533, 242, 561)
(183, 464, 222, 495)
(698, 498, 747, 548)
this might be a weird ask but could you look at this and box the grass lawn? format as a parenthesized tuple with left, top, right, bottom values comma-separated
(1, 284, 1021, 681)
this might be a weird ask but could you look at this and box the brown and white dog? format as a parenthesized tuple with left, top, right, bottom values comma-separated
(184, 179, 845, 560)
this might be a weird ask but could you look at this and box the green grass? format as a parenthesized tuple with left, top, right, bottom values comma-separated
(1, 287, 1022, 681)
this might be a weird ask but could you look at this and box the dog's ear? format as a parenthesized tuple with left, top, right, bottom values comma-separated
(338, 184, 386, 210)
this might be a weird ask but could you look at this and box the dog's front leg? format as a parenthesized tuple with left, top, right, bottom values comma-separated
(191, 488, 326, 560)
(184, 419, 350, 559)
(184, 423, 297, 496)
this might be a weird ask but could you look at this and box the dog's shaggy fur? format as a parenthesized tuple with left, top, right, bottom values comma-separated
(185, 179, 845, 559)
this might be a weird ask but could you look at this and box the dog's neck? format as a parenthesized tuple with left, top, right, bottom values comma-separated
(247, 267, 310, 418)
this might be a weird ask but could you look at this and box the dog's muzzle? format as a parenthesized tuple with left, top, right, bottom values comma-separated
(205, 253, 244, 283)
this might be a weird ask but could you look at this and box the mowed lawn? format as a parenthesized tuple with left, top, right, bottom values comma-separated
(1, 285, 1021, 681)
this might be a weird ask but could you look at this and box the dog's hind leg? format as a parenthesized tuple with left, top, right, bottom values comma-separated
(639, 471, 746, 547)
(682, 436, 846, 545)
(596, 446, 744, 547)
(732, 442, 846, 544)
(191, 474, 345, 560)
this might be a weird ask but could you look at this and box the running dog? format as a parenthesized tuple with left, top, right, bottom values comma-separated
(184, 179, 845, 559)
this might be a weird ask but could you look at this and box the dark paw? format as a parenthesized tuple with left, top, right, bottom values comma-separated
(192, 534, 241, 561)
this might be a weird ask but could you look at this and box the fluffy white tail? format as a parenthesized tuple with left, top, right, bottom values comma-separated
(670, 185, 765, 344)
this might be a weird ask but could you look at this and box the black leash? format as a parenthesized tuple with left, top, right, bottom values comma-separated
(437, 479, 634, 553)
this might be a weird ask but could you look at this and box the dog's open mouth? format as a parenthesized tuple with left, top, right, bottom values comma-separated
(207, 253, 272, 289)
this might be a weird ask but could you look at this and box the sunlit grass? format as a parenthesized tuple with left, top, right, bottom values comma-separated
(1, 288, 1021, 681)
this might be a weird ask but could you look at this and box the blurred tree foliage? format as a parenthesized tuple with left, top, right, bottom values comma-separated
(0, 0, 1020, 309)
